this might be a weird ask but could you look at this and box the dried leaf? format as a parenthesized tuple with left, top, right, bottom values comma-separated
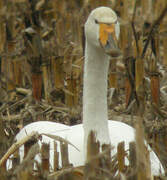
(0, 132, 40, 167)
(49, 167, 83, 179)
(42, 133, 80, 151)
(35, 0, 45, 11)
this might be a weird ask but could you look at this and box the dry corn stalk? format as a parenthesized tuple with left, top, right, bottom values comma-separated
(149, 58, 160, 105)
(13, 60, 23, 87)
(65, 78, 75, 108)
(31, 73, 42, 101)
(0, 18, 6, 53)
(135, 57, 146, 115)
(109, 60, 117, 89)
(12, 149, 20, 170)
(115, 0, 130, 51)
(41, 143, 50, 171)
(141, 0, 152, 17)
(63, 47, 78, 109)
(85, 131, 114, 179)
(54, 142, 59, 171)
(42, 61, 50, 101)
(135, 58, 144, 93)
(158, 0, 167, 65)
(87, 0, 110, 8)
(14, 143, 40, 179)
(135, 117, 152, 180)
(153, 30, 160, 58)
(85, 131, 100, 179)
(150, 76, 160, 106)
(117, 141, 125, 172)
(60, 142, 70, 168)
(114, 0, 127, 19)
(153, 0, 166, 21)
(163, 34, 167, 65)
(24, 137, 38, 160)
(49, 167, 83, 180)
(52, 0, 66, 21)
(0, 131, 40, 167)
(125, 77, 132, 107)
(72, 57, 83, 106)
(124, 55, 136, 107)
(129, 142, 137, 169)
(52, 56, 64, 89)
(6, 59, 16, 100)
(42, 133, 79, 151)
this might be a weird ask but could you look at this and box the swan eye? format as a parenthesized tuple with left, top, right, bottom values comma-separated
(95, 19, 98, 24)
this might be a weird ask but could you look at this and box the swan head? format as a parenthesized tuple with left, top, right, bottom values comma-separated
(85, 7, 121, 57)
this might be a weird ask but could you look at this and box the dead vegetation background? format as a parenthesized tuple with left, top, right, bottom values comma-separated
(0, 0, 167, 179)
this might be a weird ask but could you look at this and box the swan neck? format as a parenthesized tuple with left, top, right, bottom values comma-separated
(83, 42, 110, 145)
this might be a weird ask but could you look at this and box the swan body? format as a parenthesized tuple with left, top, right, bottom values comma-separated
(8, 121, 163, 175)
(7, 7, 164, 175)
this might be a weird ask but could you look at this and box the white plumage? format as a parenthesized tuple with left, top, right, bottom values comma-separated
(8, 7, 164, 175)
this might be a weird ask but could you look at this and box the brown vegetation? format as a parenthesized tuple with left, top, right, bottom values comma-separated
(0, 0, 167, 179)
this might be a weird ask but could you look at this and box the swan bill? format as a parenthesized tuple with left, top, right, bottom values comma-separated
(99, 23, 122, 57)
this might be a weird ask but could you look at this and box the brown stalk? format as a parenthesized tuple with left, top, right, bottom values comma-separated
(12, 149, 20, 170)
(49, 166, 83, 180)
(163, 34, 167, 65)
(0, 131, 40, 167)
(31, 72, 42, 101)
(42, 60, 50, 101)
(54, 142, 59, 171)
(65, 78, 75, 108)
(131, 0, 139, 57)
(6, 60, 16, 100)
(42, 133, 80, 151)
(14, 143, 40, 178)
(135, 58, 144, 93)
(129, 142, 137, 169)
(117, 141, 125, 172)
(24, 137, 38, 159)
(72, 57, 83, 106)
(135, 117, 151, 179)
(52, 56, 64, 89)
(128, 142, 137, 180)
(142, 2, 167, 59)
(13, 60, 22, 87)
(0, 18, 5, 53)
(141, 0, 150, 16)
(109, 60, 117, 89)
(125, 77, 132, 107)
(150, 61, 160, 105)
(60, 142, 70, 168)
(85, 131, 100, 179)
(41, 143, 50, 172)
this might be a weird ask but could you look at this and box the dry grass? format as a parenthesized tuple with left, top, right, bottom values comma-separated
(0, 0, 167, 179)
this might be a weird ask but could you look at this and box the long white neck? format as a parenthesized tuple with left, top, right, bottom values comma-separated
(83, 41, 111, 148)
